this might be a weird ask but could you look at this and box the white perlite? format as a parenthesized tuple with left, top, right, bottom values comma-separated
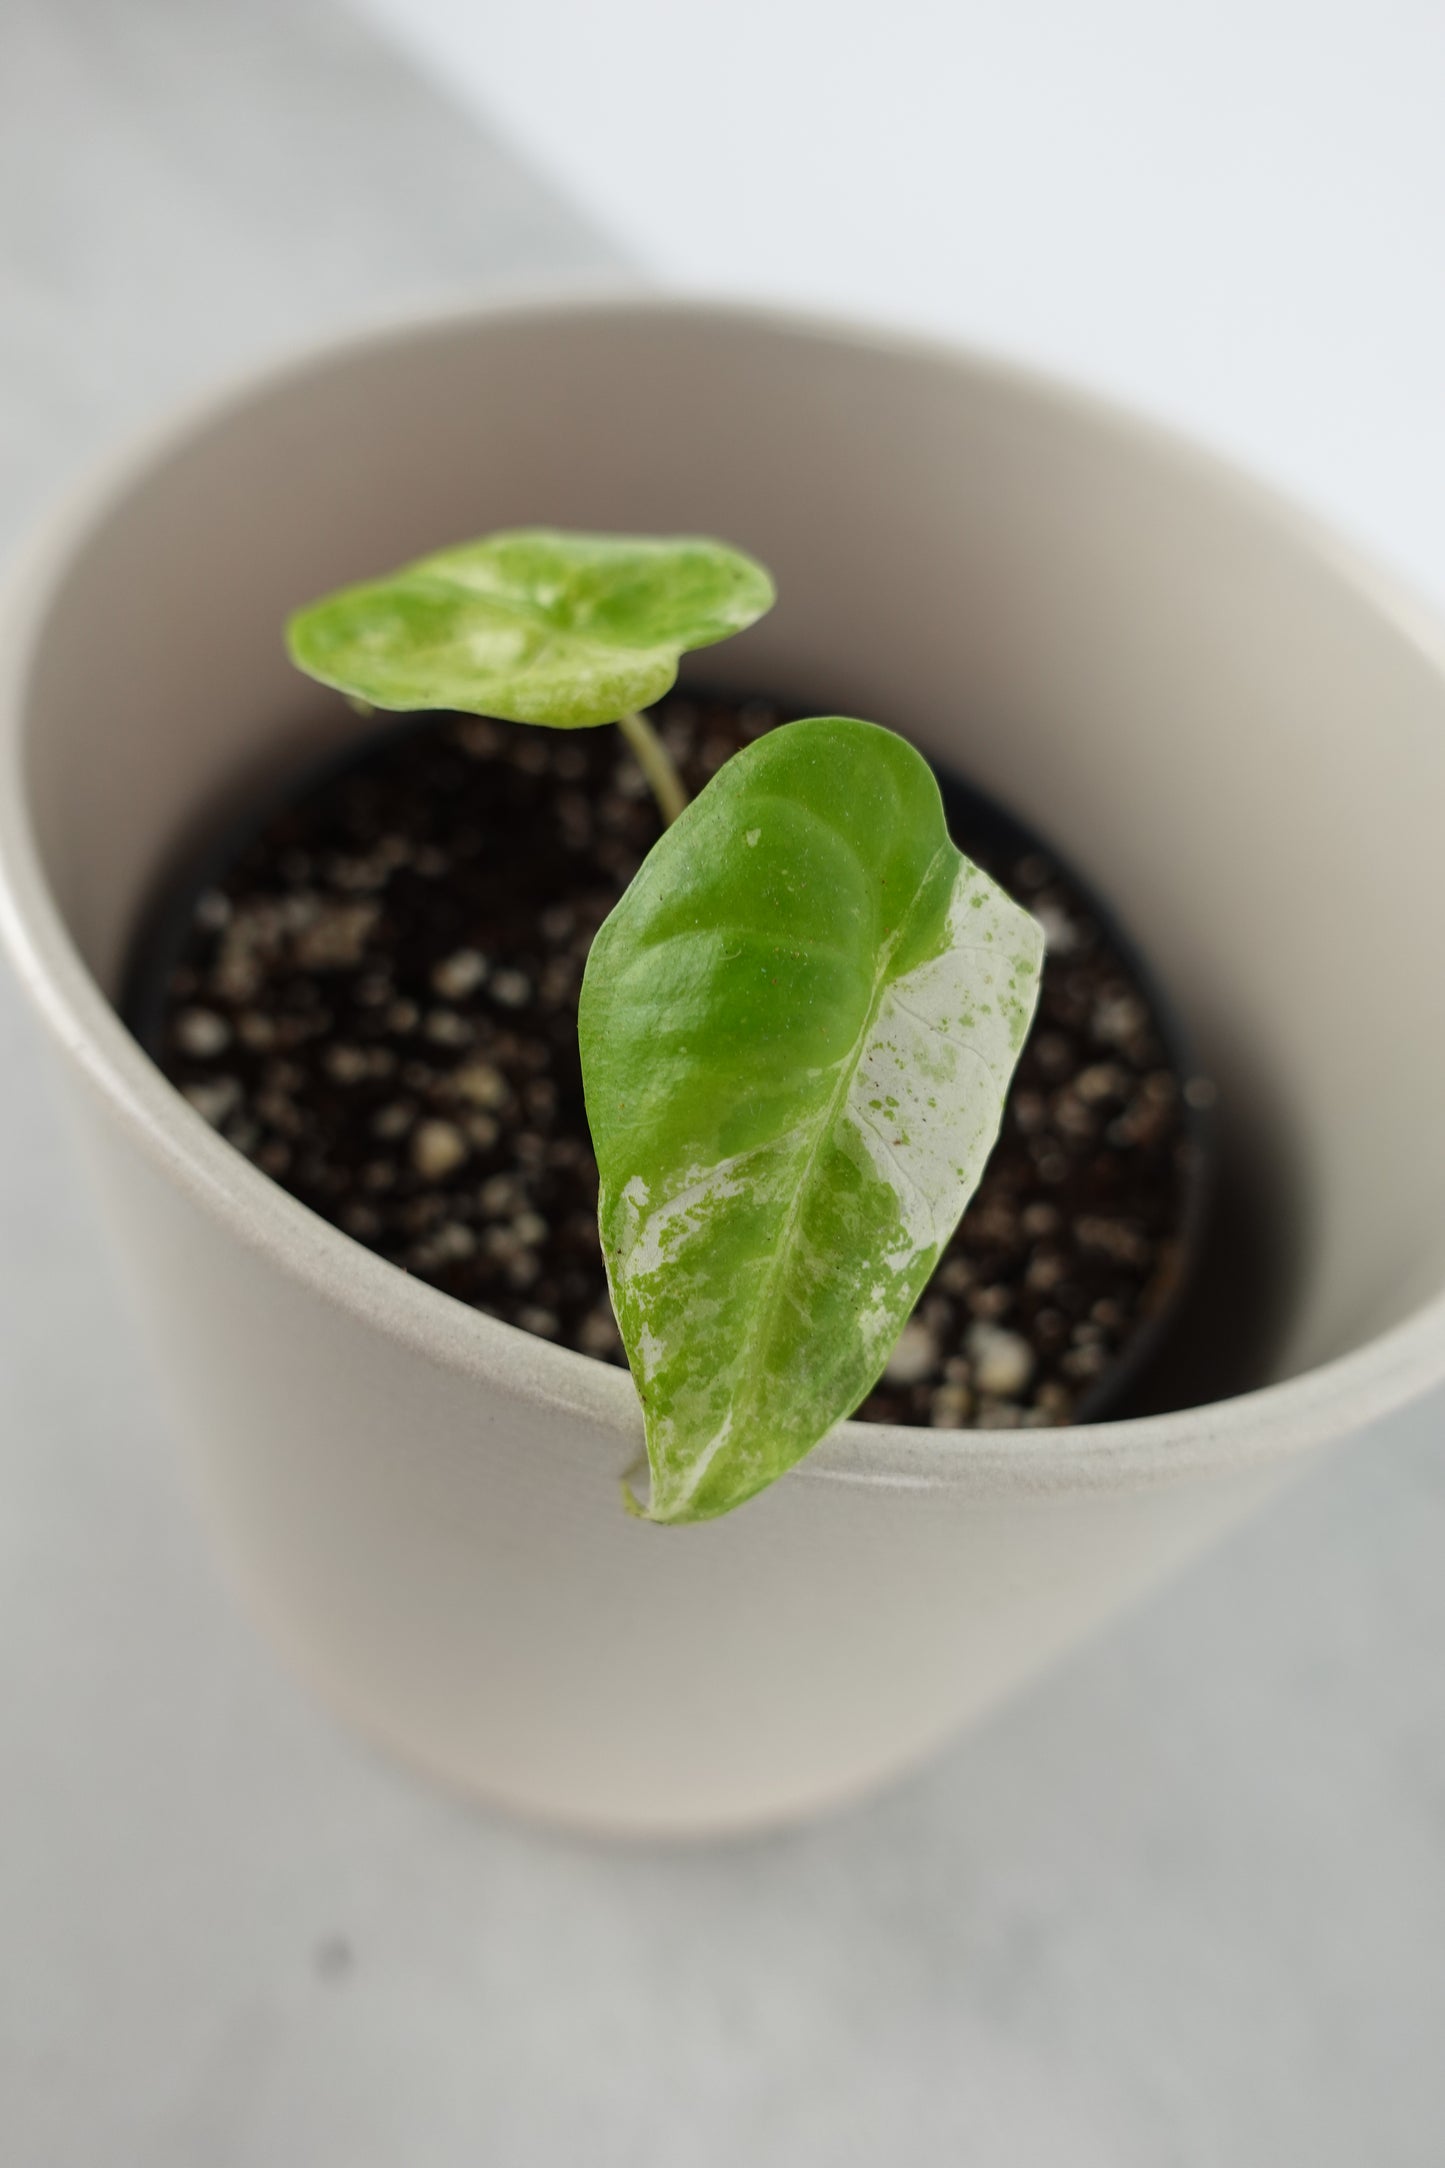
(174, 1007, 230, 1058)
(453, 1059, 508, 1108)
(884, 1320, 939, 1385)
(410, 1119, 468, 1179)
(966, 1320, 1035, 1399)
(431, 948, 488, 999)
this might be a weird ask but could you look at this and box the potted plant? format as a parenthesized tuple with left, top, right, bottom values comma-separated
(137, 530, 1211, 1509)
(3, 297, 1443, 1834)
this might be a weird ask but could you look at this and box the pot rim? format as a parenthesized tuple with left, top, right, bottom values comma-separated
(3, 287, 1443, 1503)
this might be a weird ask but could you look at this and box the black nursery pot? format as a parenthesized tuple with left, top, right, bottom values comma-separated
(125, 689, 1216, 1434)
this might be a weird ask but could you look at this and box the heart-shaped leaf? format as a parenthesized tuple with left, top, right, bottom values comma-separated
(286, 528, 776, 726)
(579, 716, 1045, 1524)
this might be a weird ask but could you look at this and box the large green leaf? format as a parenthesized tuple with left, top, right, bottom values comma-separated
(286, 528, 775, 726)
(579, 716, 1045, 1524)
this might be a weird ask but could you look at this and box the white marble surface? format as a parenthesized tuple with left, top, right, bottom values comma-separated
(2, 5, 1443, 2164)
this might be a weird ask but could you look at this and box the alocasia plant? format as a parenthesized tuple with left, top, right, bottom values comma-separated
(288, 527, 1044, 1524)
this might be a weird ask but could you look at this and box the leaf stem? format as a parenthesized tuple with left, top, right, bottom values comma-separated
(618, 708, 688, 826)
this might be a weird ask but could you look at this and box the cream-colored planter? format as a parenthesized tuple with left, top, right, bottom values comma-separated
(3, 298, 1444, 1836)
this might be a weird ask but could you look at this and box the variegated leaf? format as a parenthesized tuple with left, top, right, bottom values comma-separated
(579, 716, 1045, 1523)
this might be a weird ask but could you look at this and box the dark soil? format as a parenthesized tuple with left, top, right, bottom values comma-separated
(146, 692, 1208, 1431)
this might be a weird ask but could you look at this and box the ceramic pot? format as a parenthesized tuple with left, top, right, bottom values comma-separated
(3, 297, 1443, 1836)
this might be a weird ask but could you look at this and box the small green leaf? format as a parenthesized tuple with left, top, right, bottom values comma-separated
(579, 717, 1045, 1524)
(286, 528, 775, 726)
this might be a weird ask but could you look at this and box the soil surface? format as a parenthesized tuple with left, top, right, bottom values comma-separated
(149, 692, 1204, 1430)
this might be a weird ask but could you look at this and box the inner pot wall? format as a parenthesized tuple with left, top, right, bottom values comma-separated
(3, 299, 1444, 1833)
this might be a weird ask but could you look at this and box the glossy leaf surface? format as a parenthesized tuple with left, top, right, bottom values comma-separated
(580, 717, 1045, 1524)
(286, 528, 775, 726)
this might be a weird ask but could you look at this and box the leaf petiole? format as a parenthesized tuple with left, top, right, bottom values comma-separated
(618, 708, 689, 827)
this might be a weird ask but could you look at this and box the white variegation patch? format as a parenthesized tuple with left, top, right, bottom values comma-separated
(613, 1141, 775, 1292)
(845, 861, 1043, 1271)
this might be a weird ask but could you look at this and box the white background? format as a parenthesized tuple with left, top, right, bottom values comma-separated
(362, 0, 1445, 596)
